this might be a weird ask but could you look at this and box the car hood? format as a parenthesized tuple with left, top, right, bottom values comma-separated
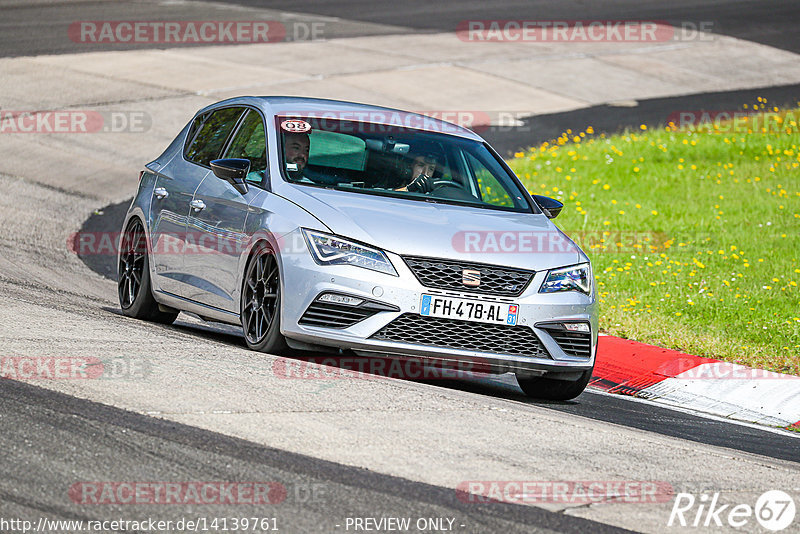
(279, 185, 585, 271)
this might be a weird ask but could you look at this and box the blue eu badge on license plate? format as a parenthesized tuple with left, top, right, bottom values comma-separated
(421, 295, 432, 315)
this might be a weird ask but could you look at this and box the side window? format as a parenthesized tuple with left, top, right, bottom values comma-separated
(465, 152, 515, 208)
(185, 107, 244, 167)
(223, 110, 267, 185)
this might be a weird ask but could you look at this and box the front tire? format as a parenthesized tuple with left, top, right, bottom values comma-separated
(516, 368, 593, 401)
(241, 244, 288, 354)
(118, 218, 179, 324)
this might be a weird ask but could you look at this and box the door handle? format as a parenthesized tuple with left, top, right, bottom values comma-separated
(190, 199, 206, 212)
(154, 187, 168, 199)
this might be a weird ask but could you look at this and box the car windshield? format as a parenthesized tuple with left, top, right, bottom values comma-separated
(277, 116, 533, 213)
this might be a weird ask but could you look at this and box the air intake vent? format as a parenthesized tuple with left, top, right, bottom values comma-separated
(547, 331, 592, 358)
(371, 313, 550, 358)
(537, 323, 592, 358)
(299, 293, 399, 329)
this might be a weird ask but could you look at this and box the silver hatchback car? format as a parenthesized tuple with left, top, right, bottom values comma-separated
(118, 97, 597, 400)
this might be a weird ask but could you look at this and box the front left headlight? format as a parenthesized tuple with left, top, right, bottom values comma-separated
(302, 229, 398, 276)
(539, 263, 592, 295)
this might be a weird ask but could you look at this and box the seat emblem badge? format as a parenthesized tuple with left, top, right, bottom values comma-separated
(462, 269, 481, 287)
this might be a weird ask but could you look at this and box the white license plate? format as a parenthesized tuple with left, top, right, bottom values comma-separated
(420, 295, 519, 326)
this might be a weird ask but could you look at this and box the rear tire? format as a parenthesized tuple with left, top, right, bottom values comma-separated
(516, 368, 593, 401)
(118, 218, 179, 324)
(241, 244, 289, 354)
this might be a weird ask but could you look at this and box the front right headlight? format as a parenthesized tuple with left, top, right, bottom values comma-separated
(539, 263, 592, 295)
(302, 228, 398, 276)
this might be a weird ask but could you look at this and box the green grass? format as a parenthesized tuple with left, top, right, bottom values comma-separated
(507, 102, 800, 375)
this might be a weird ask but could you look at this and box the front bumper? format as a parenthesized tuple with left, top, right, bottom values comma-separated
(278, 231, 598, 377)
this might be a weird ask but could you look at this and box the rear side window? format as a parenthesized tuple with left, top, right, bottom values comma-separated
(185, 107, 244, 166)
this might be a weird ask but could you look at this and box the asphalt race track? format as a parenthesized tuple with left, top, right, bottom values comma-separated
(0, 379, 631, 534)
(233, 0, 800, 54)
(4, 0, 799, 56)
(1, 1, 799, 533)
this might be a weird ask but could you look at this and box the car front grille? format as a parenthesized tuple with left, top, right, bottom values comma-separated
(547, 330, 592, 358)
(371, 313, 550, 358)
(402, 256, 534, 297)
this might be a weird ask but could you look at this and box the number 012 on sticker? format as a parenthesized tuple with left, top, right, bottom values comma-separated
(420, 295, 519, 326)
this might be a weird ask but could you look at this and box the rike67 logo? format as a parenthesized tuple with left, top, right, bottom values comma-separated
(669, 490, 796, 531)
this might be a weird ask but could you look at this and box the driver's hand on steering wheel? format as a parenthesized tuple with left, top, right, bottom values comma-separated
(406, 173, 434, 194)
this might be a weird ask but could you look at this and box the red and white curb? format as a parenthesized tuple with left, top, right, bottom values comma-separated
(589, 335, 800, 429)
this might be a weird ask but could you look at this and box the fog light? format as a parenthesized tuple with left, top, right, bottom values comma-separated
(564, 323, 590, 333)
(317, 293, 364, 306)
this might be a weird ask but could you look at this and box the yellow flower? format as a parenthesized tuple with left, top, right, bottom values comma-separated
(651, 210, 658, 215)
(603, 184, 610, 190)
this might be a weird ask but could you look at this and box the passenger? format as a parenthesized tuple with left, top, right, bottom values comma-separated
(283, 131, 310, 180)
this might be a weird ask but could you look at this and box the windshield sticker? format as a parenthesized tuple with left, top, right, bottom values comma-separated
(281, 119, 311, 133)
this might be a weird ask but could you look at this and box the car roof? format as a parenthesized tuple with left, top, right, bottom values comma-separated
(196, 96, 485, 141)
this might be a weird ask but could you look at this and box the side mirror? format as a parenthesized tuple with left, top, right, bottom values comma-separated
(532, 194, 563, 219)
(210, 158, 250, 195)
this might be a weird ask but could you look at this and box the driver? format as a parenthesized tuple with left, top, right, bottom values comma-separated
(397, 151, 439, 193)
